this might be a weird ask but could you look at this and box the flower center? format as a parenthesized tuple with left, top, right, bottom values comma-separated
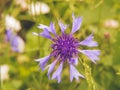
(51, 34, 79, 62)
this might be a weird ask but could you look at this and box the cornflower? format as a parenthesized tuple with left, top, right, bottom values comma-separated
(6, 29, 25, 53)
(33, 14, 100, 83)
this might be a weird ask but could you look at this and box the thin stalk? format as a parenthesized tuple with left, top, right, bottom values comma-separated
(79, 58, 98, 90)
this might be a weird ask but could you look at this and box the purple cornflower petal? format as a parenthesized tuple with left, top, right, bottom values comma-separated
(71, 13, 82, 34)
(40, 29, 52, 39)
(58, 20, 67, 33)
(11, 35, 25, 53)
(78, 50, 100, 63)
(79, 33, 98, 47)
(11, 35, 19, 52)
(52, 62, 63, 83)
(35, 55, 51, 71)
(70, 64, 84, 82)
(32, 29, 52, 39)
(49, 22, 57, 36)
(47, 56, 59, 79)
(6, 29, 13, 41)
(38, 22, 57, 36)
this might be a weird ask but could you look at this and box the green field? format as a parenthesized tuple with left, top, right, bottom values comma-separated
(0, 0, 120, 90)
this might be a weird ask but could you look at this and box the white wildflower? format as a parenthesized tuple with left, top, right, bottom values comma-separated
(104, 19, 119, 29)
(5, 15, 21, 32)
(28, 2, 50, 16)
(0, 65, 9, 81)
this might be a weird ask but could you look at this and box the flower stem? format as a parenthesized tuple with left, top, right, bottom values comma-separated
(79, 58, 98, 90)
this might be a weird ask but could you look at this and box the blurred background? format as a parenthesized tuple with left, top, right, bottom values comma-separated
(0, 0, 120, 90)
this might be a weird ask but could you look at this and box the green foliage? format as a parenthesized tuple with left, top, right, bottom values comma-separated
(0, 0, 120, 90)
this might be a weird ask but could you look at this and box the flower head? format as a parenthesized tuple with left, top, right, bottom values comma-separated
(0, 64, 9, 81)
(6, 29, 14, 42)
(29, 2, 50, 16)
(5, 15, 21, 32)
(33, 14, 100, 83)
(5, 29, 25, 53)
(11, 35, 25, 53)
(104, 19, 119, 29)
